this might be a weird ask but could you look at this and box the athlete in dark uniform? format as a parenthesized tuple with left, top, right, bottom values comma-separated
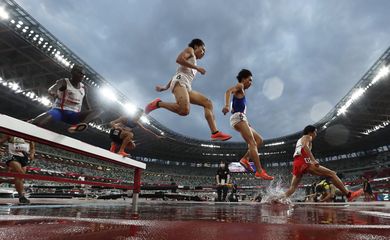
(362, 176, 375, 201)
(109, 109, 162, 156)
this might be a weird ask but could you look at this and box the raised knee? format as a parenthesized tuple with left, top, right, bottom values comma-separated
(178, 106, 190, 116)
(204, 99, 213, 109)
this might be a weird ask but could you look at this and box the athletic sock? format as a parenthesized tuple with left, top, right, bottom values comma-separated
(156, 101, 161, 107)
(212, 131, 219, 135)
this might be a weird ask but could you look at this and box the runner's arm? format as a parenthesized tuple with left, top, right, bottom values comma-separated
(48, 79, 67, 100)
(83, 88, 91, 111)
(29, 141, 35, 160)
(156, 79, 172, 92)
(301, 136, 318, 165)
(176, 47, 199, 71)
(223, 83, 243, 115)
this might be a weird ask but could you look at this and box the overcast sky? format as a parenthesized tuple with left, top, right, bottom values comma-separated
(16, 0, 390, 141)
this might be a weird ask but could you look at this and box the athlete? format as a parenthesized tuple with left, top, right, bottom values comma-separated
(222, 69, 273, 180)
(32, 64, 101, 133)
(145, 38, 231, 141)
(109, 109, 162, 156)
(283, 125, 363, 202)
(362, 176, 375, 201)
(0, 134, 35, 204)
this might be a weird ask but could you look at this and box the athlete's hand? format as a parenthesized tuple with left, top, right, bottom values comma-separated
(29, 152, 35, 161)
(222, 106, 230, 115)
(196, 66, 206, 75)
(155, 85, 167, 92)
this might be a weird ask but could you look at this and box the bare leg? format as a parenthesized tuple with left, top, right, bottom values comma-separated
(8, 161, 26, 196)
(234, 121, 263, 173)
(285, 175, 302, 198)
(306, 165, 349, 195)
(118, 131, 133, 154)
(78, 109, 103, 123)
(189, 90, 218, 133)
(242, 127, 263, 160)
(31, 112, 53, 126)
(158, 83, 190, 116)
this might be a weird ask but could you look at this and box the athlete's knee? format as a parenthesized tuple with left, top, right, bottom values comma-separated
(247, 139, 257, 148)
(327, 170, 337, 178)
(178, 105, 190, 116)
(204, 98, 213, 110)
(256, 137, 263, 147)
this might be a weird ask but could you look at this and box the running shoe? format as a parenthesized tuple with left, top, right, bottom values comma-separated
(255, 169, 274, 180)
(347, 189, 364, 202)
(118, 151, 130, 157)
(68, 123, 88, 133)
(239, 158, 254, 172)
(145, 98, 161, 114)
(110, 143, 118, 153)
(211, 131, 232, 141)
(19, 196, 30, 204)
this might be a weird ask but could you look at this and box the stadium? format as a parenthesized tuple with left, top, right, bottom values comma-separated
(0, 0, 389, 239)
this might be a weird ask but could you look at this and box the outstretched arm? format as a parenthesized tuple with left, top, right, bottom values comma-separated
(137, 122, 162, 138)
(155, 79, 172, 92)
(222, 83, 244, 115)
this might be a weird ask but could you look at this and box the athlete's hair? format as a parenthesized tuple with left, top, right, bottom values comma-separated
(236, 69, 252, 82)
(303, 125, 316, 135)
(71, 64, 84, 74)
(315, 184, 325, 193)
(188, 38, 204, 48)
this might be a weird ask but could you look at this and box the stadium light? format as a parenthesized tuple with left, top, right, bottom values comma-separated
(39, 96, 51, 106)
(140, 116, 150, 125)
(0, 7, 9, 20)
(124, 102, 137, 116)
(264, 141, 285, 147)
(372, 66, 390, 84)
(337, 88, 365, 116)
(100, 87, 117, 102)
(362, 120, 390, 135)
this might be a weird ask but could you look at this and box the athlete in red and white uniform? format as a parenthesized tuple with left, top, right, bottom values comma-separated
(32, 65, 102, 133)
(283, 125, 363, 202)
(145, 39, 231, 141)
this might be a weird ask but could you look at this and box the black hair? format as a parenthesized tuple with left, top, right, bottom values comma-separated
(71, 64, 84, 74)
(188, 38, 204, 48)
(315, 184, 325, 193)
(236, 69, 252, 82)
(303, 125, 317, 135)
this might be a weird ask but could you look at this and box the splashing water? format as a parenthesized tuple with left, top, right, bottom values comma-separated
(261, 177, 292, 205)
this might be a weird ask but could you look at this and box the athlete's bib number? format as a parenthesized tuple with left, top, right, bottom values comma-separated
(113, 129, 121, 136)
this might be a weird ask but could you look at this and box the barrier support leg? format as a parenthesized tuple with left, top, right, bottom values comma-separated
(132, 168, 142, 215)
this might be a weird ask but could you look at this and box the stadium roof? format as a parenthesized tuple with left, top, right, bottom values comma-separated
(0, 0, 389, 165)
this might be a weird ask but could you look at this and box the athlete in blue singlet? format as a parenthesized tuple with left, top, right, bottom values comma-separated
(222, 69, 273, 180)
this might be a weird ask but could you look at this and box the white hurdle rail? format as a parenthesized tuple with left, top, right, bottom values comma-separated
(0, 114, 145, 214)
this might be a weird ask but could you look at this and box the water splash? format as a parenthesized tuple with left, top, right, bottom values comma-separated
(260, 176, 292, 205)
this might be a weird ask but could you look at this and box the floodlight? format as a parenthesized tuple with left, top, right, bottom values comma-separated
(0, 7, 9, 20)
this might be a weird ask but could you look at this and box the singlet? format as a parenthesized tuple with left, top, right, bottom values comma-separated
(176, 55, 197, 80)
(53, 78, 85, 112)
(8, 137, 29, 157)
(293, 137, 312, 158)
(231, 95, 247, 114)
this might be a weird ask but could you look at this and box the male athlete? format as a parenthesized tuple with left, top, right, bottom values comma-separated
(0, 134, 35, 204)
(283, 125, 363, 201)
(109, 109, 162, 156)
(32, 64, 101, 133)
(222, 69, 273, 180)
(145, 39, 231, 141)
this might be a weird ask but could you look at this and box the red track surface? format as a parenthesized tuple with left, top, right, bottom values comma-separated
(0, 200, 389, 240)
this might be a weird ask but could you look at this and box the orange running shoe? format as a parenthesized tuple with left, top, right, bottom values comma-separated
(347, 189, 363, 202)
(110, 143, 117, 153)
(239, 158, 254, 172)
(255, 169, 274, 180)
(118, 151, 130, 157)
(145, 98, 161, 114)
(211, 131, 232, 141)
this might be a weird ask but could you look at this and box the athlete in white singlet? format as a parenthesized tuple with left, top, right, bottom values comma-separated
(145, 39, 232, 141)
(32, 65, 102, 133)
(0, 134, 35, 204)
